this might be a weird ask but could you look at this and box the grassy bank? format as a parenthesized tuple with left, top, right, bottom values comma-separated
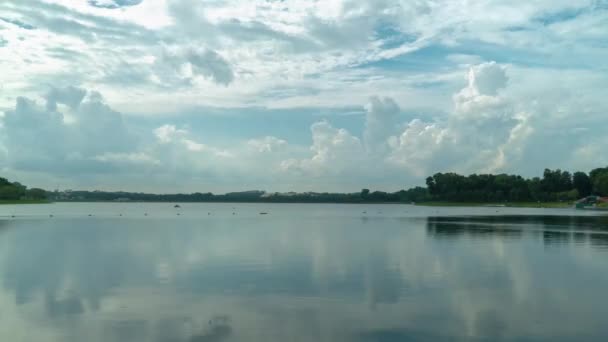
(419, 201, 572, 208)
(0, 200, 51, 205)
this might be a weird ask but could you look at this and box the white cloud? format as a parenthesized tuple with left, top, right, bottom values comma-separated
(281, 120, 365, 177)
(387, 119, 450, 177)
(364, 96, 400, 155)
(154, 124, 188, 143)
(385, 62, 535, 176)
(247, 136, 287, 153)
(94, 152, 160, 166)
(0, 1, 607, 191)
(0, 87, 136, 174)
(281, 62, 530, 180)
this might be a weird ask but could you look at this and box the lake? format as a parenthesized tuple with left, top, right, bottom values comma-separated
(1, 203, 607, 341)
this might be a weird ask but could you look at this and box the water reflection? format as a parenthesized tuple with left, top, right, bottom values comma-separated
(0, 212, 607, 341)
(426, 220, 523, 239)
(427, 215, 608, 231)
(426, 215, 608, 249)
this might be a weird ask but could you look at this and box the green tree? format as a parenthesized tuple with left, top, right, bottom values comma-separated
(573, 172, 592, 197)
(590, 167, 608, 186)
(593, 172, 608, 196)
(425, 177, 436, 195)
(541, 169, 572, 193)
(361, 189, 370, 199)
(26, 188, 48, 200)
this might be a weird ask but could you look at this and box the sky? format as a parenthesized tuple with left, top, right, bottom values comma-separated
(0, 0, 607, 193)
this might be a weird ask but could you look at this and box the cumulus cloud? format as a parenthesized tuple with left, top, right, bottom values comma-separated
(387, 119, 450, 177)
(466, 62, 508, 96)
(153, 124, 232, 159)
(388, 62, 532, 175)
(45, 86, 87, 111)
(364, 96, 400, 155)
(154, 124, 188, 144)
(0, 87, 136, 174)
(3, 55, 605, 193)
(247, 136, 287, 153)
(278, 62, 531, 180)
(281, 120, 365, 177)
(280, 96, 401, 179)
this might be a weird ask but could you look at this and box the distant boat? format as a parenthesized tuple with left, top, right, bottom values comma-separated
(174, 204, 181, 208)
(259, 212, 268, 215)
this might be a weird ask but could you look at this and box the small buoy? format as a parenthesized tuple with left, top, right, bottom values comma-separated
(208, 212, 211, 215)
(88, 214, 92, 217)
(49, 214, 53, 218)
(144, 213, 148, 216)
(232, 212, 236, 215)
(177, 213, 181, 216)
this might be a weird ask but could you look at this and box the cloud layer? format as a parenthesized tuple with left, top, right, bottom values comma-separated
(0, 0, 607, 191)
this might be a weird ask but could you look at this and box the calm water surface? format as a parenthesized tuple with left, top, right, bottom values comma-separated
(1, 203, 607, 341)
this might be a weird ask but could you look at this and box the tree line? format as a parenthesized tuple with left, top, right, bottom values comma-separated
(50, 189, 426, 203)
(0, 177, 47, 201)
(425, 167, 608, 202)
(3, 166, 608, 204)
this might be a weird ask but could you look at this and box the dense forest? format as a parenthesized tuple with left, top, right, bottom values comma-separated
(0, 177, 47, 201)
(3, 166, 608, 204)
(426, 167, 608, 202)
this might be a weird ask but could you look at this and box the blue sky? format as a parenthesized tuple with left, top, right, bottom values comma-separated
(0, 0, 607, 193)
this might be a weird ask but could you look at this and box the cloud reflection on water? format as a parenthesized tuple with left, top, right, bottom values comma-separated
(0, 212, 607, 341)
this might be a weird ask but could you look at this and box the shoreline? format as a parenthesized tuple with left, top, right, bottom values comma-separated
(417, 202, 573, 208)
(0, 200, 51, 205)
(3, 200, 576, 209)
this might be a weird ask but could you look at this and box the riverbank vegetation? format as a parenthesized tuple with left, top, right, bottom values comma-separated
(421, 202, 572, 208)
(425, 167, 608, 203)
(52, 167, 608, 205)
(0, 177, 48, 204)
(4, 166, 608, 206)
